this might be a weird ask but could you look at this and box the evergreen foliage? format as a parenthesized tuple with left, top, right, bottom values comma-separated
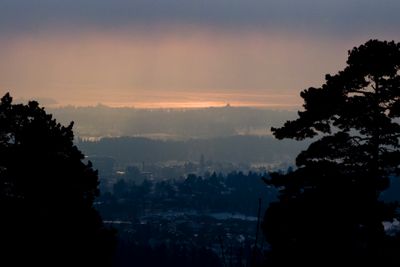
(263, 40, 400, 266)
(0, 93, 115, 266)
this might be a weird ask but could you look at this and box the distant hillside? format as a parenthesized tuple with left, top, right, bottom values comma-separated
(50, 106, 297, 139)
(78, 135, 308, 166)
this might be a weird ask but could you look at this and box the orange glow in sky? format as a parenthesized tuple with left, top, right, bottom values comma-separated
(1, 1, 399, 109)
(2, 29, 396, 110)
(0, 30, 354, 109)
(88, 92, 301, 109)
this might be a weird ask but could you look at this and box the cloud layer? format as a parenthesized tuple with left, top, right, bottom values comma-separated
(1, 0, 400, 37)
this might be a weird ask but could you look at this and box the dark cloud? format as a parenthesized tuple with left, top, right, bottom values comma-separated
(1, 0, 399, 37)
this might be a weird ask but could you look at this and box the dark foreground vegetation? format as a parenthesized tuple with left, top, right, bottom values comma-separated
(0, 93, 116, 266)
(263, 39, 400, 266)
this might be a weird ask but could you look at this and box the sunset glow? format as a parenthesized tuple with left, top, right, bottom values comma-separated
(0, 31, 351, 108)
(1, 1, 399, 108)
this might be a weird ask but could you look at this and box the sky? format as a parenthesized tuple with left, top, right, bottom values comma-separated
(1, 0, 399, 108)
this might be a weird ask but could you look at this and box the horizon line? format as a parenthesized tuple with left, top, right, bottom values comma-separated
(44, 101, 301, 110)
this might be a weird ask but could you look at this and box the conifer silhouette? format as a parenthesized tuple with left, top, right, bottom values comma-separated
(263, 40, 400, 266)
(0, 93, 115, 266)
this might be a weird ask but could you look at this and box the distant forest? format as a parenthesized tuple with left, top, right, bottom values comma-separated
(78, 135, 308, 166)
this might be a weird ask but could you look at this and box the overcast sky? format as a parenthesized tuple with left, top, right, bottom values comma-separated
(1, 0, 399, 108)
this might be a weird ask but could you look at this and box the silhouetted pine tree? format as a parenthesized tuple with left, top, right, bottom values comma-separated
(262, 40, 400, 266)
(0, 93, 115, 266)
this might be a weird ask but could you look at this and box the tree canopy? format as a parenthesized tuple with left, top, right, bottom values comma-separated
(0, 93, 115, 266)
(262, 40, 400, 266)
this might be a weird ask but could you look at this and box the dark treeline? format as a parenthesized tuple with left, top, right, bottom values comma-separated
(98, 171, 277, 220)
(79, 135, 307, 165)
